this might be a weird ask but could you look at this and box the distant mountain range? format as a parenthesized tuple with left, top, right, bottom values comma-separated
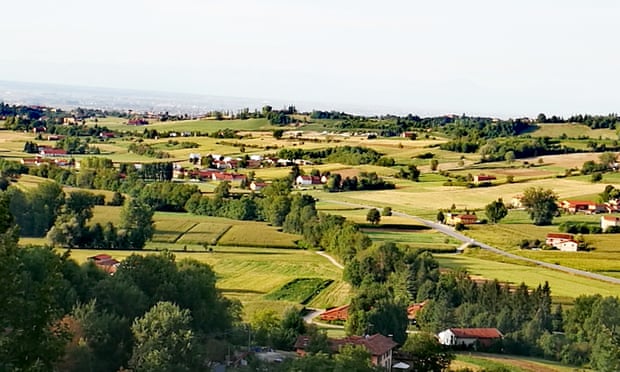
(0, 80, 406, 116)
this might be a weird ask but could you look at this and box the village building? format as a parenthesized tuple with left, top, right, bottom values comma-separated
(250, 181, 267, 192)
(445, 213, 477, 225)
(319, 305, 349, 322)
(295, 175, 324, 187)
(212, 172, 246, 184)
(88, 254, 120, 275)
(406, 300, 428, 325)
(473, 174, 496, 184)
(545, 233, 579, 252)
(561, 200, 606, 214)
(38, 147, 68, 157)
(601, 215, 620, 232)
(438, 328, 503, 348)
(295, 333, 397, 369)
(511, 195, 524, 209)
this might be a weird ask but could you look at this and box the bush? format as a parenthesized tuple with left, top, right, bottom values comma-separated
(454, 222, 466, 231)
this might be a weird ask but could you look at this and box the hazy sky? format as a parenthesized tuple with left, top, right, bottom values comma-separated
(2, 0, 619, 117)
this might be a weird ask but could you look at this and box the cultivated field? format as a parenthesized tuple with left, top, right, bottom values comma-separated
(527, 123, 617, 139)
(64, 247, 349, 318)
(436, 252, 620, 302)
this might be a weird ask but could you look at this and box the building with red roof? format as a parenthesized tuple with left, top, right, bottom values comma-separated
(319, 305, 350, 322)
(295, 333, 397, 368)
(601, 215, 620, 232)
(438, 328, 503, 347)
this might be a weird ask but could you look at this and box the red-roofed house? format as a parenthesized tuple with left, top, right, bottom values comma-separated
(295, 175, 324, 187)
(438, 328, 503, 347)
(295, 334, 397, 368)
(561, 200, 606, 214)
(445, 213, 477, 225)
(473, 174, 496, 184)
(39, 147, 68, 157)
(602, 215, 620, 232)
(250, 181, 267, 192)
(407, 301, 428, 324)
(212, 172, 246, 184)
(319, 305, 349, 322)
(88, 254, 120, 274)
(545, 233, 579, 252)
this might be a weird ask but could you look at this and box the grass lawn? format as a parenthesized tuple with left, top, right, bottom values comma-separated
(63, 246, 349, 319)
(436, 252, 620, 301)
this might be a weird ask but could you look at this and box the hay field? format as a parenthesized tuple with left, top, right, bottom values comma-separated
(217, 224, 298, 248)
(176, 222, 231, 245)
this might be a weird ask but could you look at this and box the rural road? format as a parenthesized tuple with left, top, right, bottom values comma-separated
(323, 199, 620, 286)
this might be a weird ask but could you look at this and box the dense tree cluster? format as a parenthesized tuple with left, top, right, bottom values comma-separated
(277, 146, 393, 166)
(1, 243, 239, 370)
(325, 172, 395, 192)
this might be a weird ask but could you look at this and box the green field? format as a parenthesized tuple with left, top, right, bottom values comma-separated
(265, 278, 333, 304)
(527, 123, 618, 139)
(436, 253, 620, 301)
(454, 353, 584, 372)
(64, 247, 348, 318)
(217, 224, 299, 248)
(176, 222, 232, 245)
(365, 230, 459, 252)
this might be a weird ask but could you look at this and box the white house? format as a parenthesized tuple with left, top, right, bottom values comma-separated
(545, 233, 579, 252)
(295, 175, 323, 186)
(557, 240, 579, 252)
(601, 215, 620, 232)
(438, 328, 503, 347)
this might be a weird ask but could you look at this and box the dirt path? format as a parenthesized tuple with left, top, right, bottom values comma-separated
(316, 251, 344, 270)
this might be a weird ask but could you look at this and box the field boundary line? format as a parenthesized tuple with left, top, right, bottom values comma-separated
(171, 222, 199, 243)
(211, 225, 233, 245)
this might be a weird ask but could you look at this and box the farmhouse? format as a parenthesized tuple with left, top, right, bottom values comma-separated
(295, 334, 397, 369)
(406, 300, 428, 324)
(295, 175, 323, 187)
(545, 233, 579, 252)
(473, 174, 496, 184)
(250, 181, 267, 192)
(88, 254, 120, 275)
(39, 147, 68, 157)
(319, 304, 349, 322)
(601, 215, 620, 232)
(212, 172, 246, 184)
(401, 131, 416, 139)
(438, 328, 503, 348)
(561, 200, 606, 214)
(511, 195, 524, 209)
(445, 213, 477, 225)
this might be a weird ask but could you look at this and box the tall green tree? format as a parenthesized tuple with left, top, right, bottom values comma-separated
(521, 187, 559, 226)
(129, 301, 198, 372)
(120, 198, 154, 249)
(366, 208, 381, 225)
(485, 198, 508, 223)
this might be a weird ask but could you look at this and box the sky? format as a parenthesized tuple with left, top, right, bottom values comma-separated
(1, 0, 619, 117)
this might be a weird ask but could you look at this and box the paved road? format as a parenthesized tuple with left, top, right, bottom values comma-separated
(324, 199, 620, 285)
